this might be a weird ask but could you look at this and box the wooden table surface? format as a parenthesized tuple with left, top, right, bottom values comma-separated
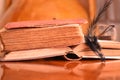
(1, 58, 120, 80)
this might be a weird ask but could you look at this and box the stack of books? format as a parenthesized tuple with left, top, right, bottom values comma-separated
(0, 19, 120, 61)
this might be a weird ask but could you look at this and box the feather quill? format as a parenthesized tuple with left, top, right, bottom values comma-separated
(85, 0, 112, 61)
(87, 0, 112, 37)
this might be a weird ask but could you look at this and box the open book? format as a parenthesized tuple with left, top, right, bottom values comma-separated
(0, 19, 120, 61)
(1, 40, 120, 61)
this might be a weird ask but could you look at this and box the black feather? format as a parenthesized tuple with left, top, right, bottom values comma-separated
(85, 0, 112, 61)
(87, 0, 112, 37)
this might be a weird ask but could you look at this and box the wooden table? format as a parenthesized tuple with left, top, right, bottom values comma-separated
(1, 59, 120, 80)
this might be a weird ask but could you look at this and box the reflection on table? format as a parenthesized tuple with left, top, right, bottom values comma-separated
(0, 59, 120, 80)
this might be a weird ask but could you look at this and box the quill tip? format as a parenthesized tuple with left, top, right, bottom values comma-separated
(99, 53, 106, 62)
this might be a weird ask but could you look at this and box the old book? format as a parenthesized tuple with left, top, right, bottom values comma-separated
(1, 19, 86, 52)
(1, 20, 120, 61)
(72, 40, 120, 59)
(0, 24, 84, 52)
(0, 19, 86, 61)
(1, 40, 120, 61)
(73, 40, 120, 52)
